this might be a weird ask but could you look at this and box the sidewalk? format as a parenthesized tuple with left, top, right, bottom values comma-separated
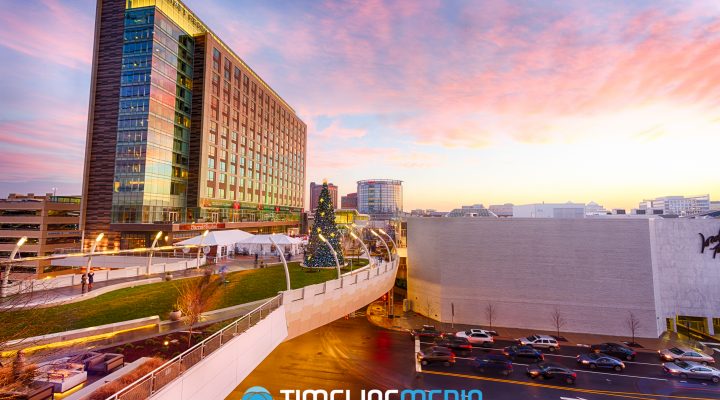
(367, 300, 693, 354)
(7, 254, 301, 309)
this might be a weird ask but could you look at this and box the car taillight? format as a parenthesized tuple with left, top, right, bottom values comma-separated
(462, 344, 472, 349)
(571, 373, 577, 378)
(632, 351, 637, 356)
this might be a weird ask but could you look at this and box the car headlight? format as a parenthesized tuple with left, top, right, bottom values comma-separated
(581, 360, 589, 364)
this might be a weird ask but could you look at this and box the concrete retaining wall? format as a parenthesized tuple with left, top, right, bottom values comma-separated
(151, 306, 288, 400)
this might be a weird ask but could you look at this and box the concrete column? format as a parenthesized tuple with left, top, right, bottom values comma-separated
(708, 317, 715, 336)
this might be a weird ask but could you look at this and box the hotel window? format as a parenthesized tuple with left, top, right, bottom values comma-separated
(208, 171, 215, 181)
(209, 146, 216, 156)
(219, 174, 226, 183)
(219, 188, 225, 199)
(207, 187, 214, 197)
(208, 158, 215, 169)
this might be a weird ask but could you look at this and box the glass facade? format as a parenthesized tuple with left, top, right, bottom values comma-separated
(357, 179, 403, 217)
(112, 6, 194, 223)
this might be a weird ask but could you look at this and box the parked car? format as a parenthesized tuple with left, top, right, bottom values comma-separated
(466, 328, 499, 336)
(417, 346, 456, 366)
(435, 336, 473, 355)
(503, 345, 545, 362)
(590, 342, 637, 361)
(411, 325, 444, 341)
(576, 353, 625, 371)
(517, 335, 560, 352)
(526, 362, 577, 384)
(456, 330, 494, 347)
(659, 347, 715, 364)
(473, 354, 513, 376)
(664, 360, 720, 383)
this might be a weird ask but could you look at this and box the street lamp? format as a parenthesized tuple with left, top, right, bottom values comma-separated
(349, 231, 373, 269)
(377, 228, 398, 261)
(146, 231, 163, 275)
(371, 229, 391, 264)
(86, 232, 104, 275)
(269, 235, 291, 291)
(318, 233, 341, 279)
(196, 229, 209, 269)
(1, 236, 27, 297)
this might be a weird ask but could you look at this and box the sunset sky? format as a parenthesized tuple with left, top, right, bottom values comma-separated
(1, 0, 719, 211)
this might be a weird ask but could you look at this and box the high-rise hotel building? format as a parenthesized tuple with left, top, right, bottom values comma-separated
(82, 0, 306, 250)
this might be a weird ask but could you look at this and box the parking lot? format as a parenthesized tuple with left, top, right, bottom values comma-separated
(236, 314, 720, 400)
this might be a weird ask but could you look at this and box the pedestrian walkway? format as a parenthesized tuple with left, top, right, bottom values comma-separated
(6, 254, 302, 310)
(366, 300, 694, 354)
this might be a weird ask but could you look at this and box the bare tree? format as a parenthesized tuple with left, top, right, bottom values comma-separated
(551, 308, 566, 339)
(485, 302, 496, 330)
(627, 312, 641, 345)
(175, 272, 220, 347)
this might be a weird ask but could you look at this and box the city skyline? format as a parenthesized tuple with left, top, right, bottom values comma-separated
(1, 0, 720, 211)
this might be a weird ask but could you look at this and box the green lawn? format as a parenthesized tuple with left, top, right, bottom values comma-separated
(0, 259, 368, 342)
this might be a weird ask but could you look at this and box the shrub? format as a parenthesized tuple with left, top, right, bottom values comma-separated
(88, 357, 166, 400)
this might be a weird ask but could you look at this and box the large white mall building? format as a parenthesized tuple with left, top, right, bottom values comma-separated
(406, 217, 720, 338)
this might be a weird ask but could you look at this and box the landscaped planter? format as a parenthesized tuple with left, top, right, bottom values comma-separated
(169, 310, 182, 321)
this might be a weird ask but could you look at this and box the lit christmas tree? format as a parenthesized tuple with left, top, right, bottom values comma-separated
(306, 181, 345, 267)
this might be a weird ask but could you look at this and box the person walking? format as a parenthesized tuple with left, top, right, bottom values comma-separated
(81, 273, 88, 294)
(88, 270, 95, 291)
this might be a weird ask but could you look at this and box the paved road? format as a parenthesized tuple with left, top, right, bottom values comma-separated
(231, 314, 720, 400)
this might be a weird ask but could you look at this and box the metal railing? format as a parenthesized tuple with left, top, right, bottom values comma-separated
(106, 295, 283, 400)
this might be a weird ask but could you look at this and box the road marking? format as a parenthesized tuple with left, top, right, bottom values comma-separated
(421, 369, 719, 400)
(572, 369, 668, 382)
(560, 397, 589, 400)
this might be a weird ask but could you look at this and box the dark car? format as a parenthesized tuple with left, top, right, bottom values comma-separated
(576, 353, 626, 371)
(590, 342, 637, 361)
(503, 345, 545, 362)
(435, 336, 473, 355)
(526, 362, 577, 384)
(417, 346, 456, 366)
(411, 325, 444, 341)
(473, 354, 513, 376)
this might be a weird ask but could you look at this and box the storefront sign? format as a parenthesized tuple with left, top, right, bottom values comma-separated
(699, 228, 720, 259)
(179, 223, 226, 231)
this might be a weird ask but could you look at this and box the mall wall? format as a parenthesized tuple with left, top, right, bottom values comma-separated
(650, 218, 720, 335)
(407, 217, 660, 337)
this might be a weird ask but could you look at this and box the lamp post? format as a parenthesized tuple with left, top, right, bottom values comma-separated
(349, 231, 373, 269)
(377, 228, 398, 261)
(318, 233, 341, 279)
(371, 229, 391, 264)
(1, 236, 27, 297)
(146, 231, 163, 275)
(196, 229, 209, 269)
(269, 235, 291, 291)
(85, 232, 103, 275)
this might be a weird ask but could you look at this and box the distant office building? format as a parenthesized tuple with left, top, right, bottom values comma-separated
(488, 203, 513, 218)
(513, 202, 585, 219)
(81, 0, 306, 250)
(309, 182, 338, 211)
(357, 179, 403, 219)
(0, 193, 81, 278)
(585, 201, 610, 216)
(612, 209, 627, 215)
(447, 204, 494, 217)
(639, 195, 710, 216)
(341, 192, 358, 210)
(410, 209, 446, 217)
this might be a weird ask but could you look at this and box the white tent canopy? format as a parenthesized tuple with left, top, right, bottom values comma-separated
(236, 234, 302, 256)
(175, 229, 253, 247)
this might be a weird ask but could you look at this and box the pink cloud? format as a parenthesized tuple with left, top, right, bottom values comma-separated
(0, 0, 93, 69)
(312, 120, 366, 140)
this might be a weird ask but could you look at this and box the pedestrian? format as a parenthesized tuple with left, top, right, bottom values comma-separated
(254, 253, 259, 263)
(81, 273, 88, 294)
(88, 270, 95, 291)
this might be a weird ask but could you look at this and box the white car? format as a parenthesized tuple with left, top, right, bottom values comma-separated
(517, 335, 560, 352)
(456, 330, 494, 347)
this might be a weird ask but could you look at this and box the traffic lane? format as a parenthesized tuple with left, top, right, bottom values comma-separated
(422, 356, 720, 399)
(418, 369, 718, 400)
